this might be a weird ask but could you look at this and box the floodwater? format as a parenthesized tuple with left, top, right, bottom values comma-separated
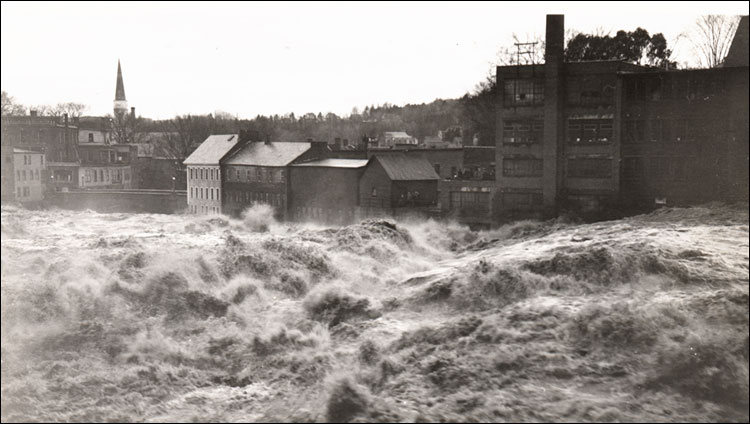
(1, 203, 748, 422)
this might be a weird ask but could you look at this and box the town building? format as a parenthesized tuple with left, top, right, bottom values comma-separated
(618, 65, 749, 210)
(494, 14, 748, 221)
(358, 154, 439, 218)
(221, 140, 328, 218)
(183, 134, 242, 214)
(1, 113, 80, 193)
(11, 148, 46, 204)
(289, 158, 369, 224)
(379, 131, 417, 148)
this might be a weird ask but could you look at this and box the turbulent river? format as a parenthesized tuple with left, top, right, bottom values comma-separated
(1, 204, 748, 422)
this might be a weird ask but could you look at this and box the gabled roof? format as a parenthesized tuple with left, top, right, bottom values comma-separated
(292, 158, 369, 168)
(14, 148, 42, 154)
(383, 131, 413, 138)
(724, 15, 749, 68)
(224, 141, 312, 167)
(372, 154, 439, 181)
(183, 134, 240, 165)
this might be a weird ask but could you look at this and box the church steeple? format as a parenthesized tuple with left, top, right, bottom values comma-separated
(113, 60, 128, 118)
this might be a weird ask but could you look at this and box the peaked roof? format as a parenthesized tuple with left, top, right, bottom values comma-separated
(183, 134, 240, 165)
(724, 15, 749, 68)
(372, 154, 439, 181)
(224, 141, 312, 167)
(115, 60, 126, 101)
(292, 158, 369, 168)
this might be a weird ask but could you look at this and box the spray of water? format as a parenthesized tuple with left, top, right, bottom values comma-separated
(1, 203, 748, 422)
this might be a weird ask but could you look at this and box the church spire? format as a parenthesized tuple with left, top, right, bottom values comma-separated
(113, 60, 128, 118)
(115, 60, 126, 101)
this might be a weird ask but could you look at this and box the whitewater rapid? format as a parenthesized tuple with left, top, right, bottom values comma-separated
(1, 204, 748, 422)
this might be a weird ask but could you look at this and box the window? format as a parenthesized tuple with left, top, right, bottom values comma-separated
(568, 119, 613, 144)
(567, 158, 612, 179)
(88, 133, 94, 143)
(23, 187, 30, 197)
(504, 79, 544, 107)
(503, 120, 543, 144)
(502, 158, 543, 177)
(622, 157, 644, 180)
(434, 163, 441, 175)
(503, 192, 542, 211)
(449, 191, 490, 213)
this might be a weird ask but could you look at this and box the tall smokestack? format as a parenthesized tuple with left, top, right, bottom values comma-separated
(131, 107, 135, 120)
(543, 14, 565, 218)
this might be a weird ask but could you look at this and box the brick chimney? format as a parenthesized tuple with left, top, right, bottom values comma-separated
(30, 110, 38, 117)
(542, 14, 565, 218)
(130, 107, 136, 120)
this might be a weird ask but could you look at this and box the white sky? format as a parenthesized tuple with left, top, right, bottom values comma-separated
(2, 1, 748, 120)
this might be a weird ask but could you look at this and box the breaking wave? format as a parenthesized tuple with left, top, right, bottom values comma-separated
(1, 203, 748, 422)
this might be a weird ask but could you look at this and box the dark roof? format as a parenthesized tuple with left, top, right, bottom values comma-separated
(14, 148, 42, 154)
(183, 134, 239, 165)
(373, 154, 439, 181)
(725, 15, 749, 67)
(292, 158, 369, 168)
(224, 141, 312, 167)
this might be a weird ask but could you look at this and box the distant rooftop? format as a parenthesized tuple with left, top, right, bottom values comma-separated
(292, 158, 369, 168)
(224, 141, 312, 167)
(372, 154, 439, 181)
(13, 148, 42, 154)
(183, 134, 239, 165)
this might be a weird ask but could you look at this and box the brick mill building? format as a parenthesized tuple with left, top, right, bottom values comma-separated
(184, 134, 241, 214)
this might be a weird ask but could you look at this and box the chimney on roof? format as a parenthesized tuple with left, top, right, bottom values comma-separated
(30, 110, 37, 117)
(265, 134, 271, 145)
(131, 107, 135, 120)
(64, 113, 69, 127)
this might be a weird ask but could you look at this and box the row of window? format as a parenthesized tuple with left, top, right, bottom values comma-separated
(503, 121, 544, 144)
(226, 167, 285, 184)
(16, 186, 32, 198)
(190, 186, 220, 201)
(501, 157, 613, 178)
(623, 119, 733, 144)
(448, 191, 490, 213)
(83, 168, 129, 184)
(16, 169, 41, 181)
(503, 79, 545, 107)
(568, 120, 613, 144)
(21, 155, 43, 165)
(502, 192, 543, 211)
(189, 205, 220, 214)
(189, 167, 220, 181)
(625, 75, 727, 103)
(622, 156, 689, 181)
(226, 190, 284, 207)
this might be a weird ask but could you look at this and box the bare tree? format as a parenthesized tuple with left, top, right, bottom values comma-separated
(496, 33, 545, 65)
(1, 91, 26, 116)
(690, 15, 741, 68)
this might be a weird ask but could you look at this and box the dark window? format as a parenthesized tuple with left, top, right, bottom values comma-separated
(503, 120, 543, 144)
(567, 158, 612, 178)
(622, 157, 644, 180)
(449, 191, 490, 213)
(503, 192, 543, 211)
(503, 158, 543, 177)
(504, 79, 544, 107)
(88, 133, 94, 142)
(433, 163, 441, 175)
(568, 120, 613, 144)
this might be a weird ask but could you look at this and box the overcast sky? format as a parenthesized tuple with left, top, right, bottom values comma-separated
(2, 1, 747, 119)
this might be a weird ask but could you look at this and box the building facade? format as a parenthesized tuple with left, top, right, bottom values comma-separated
(221, 140, 328, 218)
(1, 113, 80, 194)
(184, 134, 242, 215)
(11, 149, 46, 203)
(358, 154, 439, 217)
(494, 14, 748, 221)
(288, 158, 368, 224)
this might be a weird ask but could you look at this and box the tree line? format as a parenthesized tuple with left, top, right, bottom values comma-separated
(3, 16, 741, 157)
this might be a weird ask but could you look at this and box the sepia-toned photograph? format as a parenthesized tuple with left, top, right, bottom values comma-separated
(1, 1, 748, 422)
